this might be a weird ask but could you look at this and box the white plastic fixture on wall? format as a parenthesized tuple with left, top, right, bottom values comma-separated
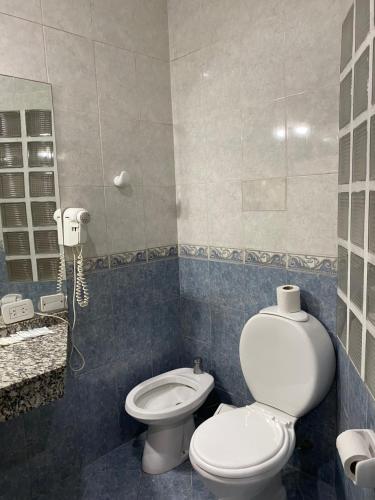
(113, 171, 131, 187)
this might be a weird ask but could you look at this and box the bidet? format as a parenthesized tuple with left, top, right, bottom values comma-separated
(125, 367, 214, 474)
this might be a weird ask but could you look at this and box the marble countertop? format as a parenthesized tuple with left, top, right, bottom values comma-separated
(0, 322, 67, 390)
(0, 315, 68, 421)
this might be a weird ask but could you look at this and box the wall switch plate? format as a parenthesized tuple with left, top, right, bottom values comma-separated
(39, 293, 66, 313)
(1, 299, 34, 324)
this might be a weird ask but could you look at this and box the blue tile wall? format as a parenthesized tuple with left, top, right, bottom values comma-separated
(0, 257, 182, 499)
(290, 381, 337, 487)
(210, 305, 251, 405)
(181, 298, 211, 344)
(113, 307, 153, 363)
(179, 257, 210, 302)
(151, 299, 182, 376)
(286, 270, 337, 339)
(71, 315, 115, 373)
(0, 277, 65, 310)
(151, 258, 180, 304)
(110, 262, 153, 313)
(67, 270, 112, 323)
(209, 261, 245, 309)
(243, 264, 287, 315)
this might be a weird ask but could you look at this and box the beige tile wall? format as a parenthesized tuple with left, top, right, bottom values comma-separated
(0, 0, 176, 257)
(169, 0, 343, 257)
(0, 0, 345, 259)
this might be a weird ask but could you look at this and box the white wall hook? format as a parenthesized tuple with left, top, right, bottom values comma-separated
(113, 171, 130, 187)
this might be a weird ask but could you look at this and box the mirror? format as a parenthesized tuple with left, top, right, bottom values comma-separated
(0, 75, 64, 307)
(0, 75, 69, 422)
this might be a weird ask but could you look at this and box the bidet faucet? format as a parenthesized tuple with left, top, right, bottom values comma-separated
(193, 357, 204, 374)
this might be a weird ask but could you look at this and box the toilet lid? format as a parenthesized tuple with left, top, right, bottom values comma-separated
(191, 407, 287, 475)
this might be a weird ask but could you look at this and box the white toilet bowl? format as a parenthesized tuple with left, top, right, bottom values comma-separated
(125, 367, 214, 474)
(190, 403, 295, 500)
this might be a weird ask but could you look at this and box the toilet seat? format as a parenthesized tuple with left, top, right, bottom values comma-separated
(190, 405, 295, 480)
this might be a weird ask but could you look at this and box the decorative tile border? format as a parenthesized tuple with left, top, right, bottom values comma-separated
(84, 255, 110, 273)
(209, 246, 244, 263)
(147, 245, 178, 261)
(178, 244, 209, 259)
(66, 255, 109, 277)
(66, 245, 180, 275)
(178, 244, 337, 275)
(287, 254, 337, 275)
(65, 244, 337, 276)
(110, 250, 147, 269)
(245, 250, 286, 268)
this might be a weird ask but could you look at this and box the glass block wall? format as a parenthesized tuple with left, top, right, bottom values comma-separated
(0, 108, 60, 282)
(338, 0, 375, 398)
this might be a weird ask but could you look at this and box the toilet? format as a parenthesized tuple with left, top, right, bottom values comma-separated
(125, 367, 214, 474)
(189, 306, 335, 500)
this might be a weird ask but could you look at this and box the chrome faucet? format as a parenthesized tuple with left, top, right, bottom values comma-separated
(193, 357, 204, 374)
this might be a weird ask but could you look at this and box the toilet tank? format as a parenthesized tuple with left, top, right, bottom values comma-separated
(239, 311, 335, 418)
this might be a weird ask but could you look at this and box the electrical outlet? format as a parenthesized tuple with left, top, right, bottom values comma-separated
(1, 299, 34, 324)
(39, 293, 66, 313)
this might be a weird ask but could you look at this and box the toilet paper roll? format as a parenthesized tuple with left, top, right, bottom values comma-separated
(276, 285, 301, 313)
(337, 430, 372, 481)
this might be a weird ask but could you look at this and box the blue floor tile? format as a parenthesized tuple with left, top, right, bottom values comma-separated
(0, 461, 31, 500)
(138, 461, 192, 500)
(82, 458, 141, 500)
(192, 469, 215, 500)
(21, 433, 341, 500)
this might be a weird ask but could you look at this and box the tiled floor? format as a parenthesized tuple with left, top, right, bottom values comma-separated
(49, 433, 337, 500)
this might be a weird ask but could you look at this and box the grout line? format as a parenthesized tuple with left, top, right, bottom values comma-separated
(92, 39, 110, 258)
(39, 2, 49, 84)
(345, 6, 355, 356)
(133, 50, 149, 252)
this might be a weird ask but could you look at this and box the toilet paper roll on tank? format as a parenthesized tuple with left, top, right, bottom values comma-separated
(276, 285, 301, 313)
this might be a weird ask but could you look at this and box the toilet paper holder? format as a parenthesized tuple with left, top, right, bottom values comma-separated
(337, 429, 375, 488)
